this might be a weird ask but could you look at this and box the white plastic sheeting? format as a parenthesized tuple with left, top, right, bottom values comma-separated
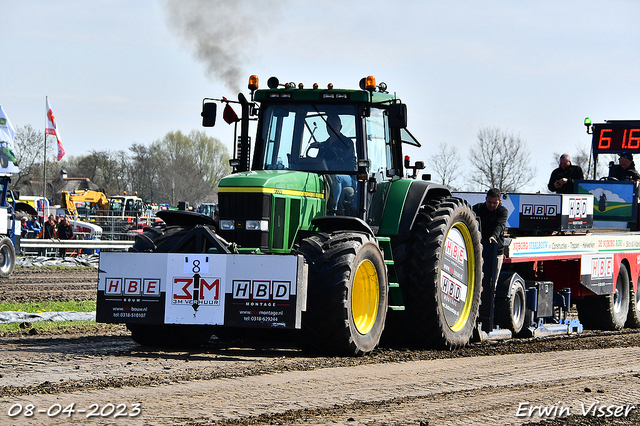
(0, 311, 96, 324)
(16, 254, 99, 268)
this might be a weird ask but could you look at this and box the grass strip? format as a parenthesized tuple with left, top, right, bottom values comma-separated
(0, 300, 96, 313)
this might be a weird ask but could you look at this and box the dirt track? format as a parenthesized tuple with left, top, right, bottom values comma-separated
(1, 267, 639, 425)
(0, 267, 98, 303)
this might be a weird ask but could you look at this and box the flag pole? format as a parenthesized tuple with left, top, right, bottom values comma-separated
(43, 96, 47, 202)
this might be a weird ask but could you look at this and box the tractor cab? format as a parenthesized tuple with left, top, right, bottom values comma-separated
(202, 75, 426, 248)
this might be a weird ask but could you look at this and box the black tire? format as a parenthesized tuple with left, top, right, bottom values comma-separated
(126, 224, 215, 347)
(627, 278, 640, 329)
(297, 231, 388, 356)
(0, 237, 16, 278)
(578, 263, 630, 330)
(403, 197, 483, 349)
(494, 273, 526, 335)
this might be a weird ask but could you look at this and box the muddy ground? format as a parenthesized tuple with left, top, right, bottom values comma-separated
(0, 267, 639, 425)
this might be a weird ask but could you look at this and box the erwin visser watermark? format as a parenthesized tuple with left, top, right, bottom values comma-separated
(516, 401, 636, 419)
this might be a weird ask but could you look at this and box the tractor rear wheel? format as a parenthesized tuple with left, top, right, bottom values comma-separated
(297, 231, 388, 356)
(403, 197, 483, 349)
(125, 224, 215, 347)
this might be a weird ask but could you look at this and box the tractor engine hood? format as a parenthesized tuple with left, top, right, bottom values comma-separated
(218, 170, 325, 197)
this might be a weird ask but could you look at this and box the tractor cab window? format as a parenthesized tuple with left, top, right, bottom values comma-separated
(260, 104, 359, 174)
(366, 108, 391, 180)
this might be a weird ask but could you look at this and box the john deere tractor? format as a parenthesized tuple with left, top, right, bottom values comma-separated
(96, 75, 482, 356)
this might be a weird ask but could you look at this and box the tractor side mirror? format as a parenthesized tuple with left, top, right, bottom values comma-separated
(201, 102, 217, 127)
(387, 103, 407, 129)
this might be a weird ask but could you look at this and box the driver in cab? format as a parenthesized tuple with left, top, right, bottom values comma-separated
(316, 115, 357, 215)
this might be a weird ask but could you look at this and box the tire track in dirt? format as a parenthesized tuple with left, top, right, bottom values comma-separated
(1, 346, 639, 425)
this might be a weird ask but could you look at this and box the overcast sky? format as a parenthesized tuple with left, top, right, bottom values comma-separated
(2, 0, 639, 192)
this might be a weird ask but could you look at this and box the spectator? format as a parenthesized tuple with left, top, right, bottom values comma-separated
(25, 216, 41, 239)
(20, 217, 28, 238)
(38, 215, 57, 256)
(57, 215, 74, 258)
(548, 154, 584, 194)
(609, 152, 640, 181)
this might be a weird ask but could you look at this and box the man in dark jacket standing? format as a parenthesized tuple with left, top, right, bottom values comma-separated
(473, 188, 508, 284)
(548, 154, 584, 194)
(56, 215, 74, 258)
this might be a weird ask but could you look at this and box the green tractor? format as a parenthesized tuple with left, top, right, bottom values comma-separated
(96, 75, 482, 355)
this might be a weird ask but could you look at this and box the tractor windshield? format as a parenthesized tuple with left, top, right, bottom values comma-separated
(260, 104, 359, 173)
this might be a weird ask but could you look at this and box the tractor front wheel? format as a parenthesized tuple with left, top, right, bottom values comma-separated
(297, 231, 388, 356)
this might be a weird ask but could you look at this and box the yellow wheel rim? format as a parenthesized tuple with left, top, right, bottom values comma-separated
(443, 222, 476, 332)
(352, 259, 379, 335)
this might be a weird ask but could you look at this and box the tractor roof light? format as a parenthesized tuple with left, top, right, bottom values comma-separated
(365, 76, 376, 91)
(284, 82, 295, 89)
(327, 83, 334, 89)
(313, 83, 319, 89)
(378, 82, 388, 92)
(248, 75, 259, 91)
(267, 76, 279, 89)
(298, 83, 304, 89)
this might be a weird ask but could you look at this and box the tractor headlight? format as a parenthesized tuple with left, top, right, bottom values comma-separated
(246, 220, 269, 231)
(219, 220, 235, 230)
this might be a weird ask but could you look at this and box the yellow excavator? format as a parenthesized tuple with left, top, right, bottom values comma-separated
(61, 190, 109, 220)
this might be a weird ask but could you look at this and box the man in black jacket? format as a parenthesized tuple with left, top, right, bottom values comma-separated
(548, 154, 584, 194)
(473, 188, 508, 284)
(609, 152, 640, 181)
(56, 215, 74, 258)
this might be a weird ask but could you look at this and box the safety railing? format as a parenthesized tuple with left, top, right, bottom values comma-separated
(20, 239, 135, 251)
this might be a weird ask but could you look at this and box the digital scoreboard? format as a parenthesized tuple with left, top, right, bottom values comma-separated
(591, 121, 640, 155)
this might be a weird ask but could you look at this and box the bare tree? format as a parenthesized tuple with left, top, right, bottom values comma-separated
(428, 142, 463, 190)
(128, 143, 158, 202)
(151, 130, 230, 205)
(468, 126, 535, 192)
(12, 124, 44, 189)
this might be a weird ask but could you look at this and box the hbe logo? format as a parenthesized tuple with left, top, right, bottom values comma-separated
(104, 278, 160, 296)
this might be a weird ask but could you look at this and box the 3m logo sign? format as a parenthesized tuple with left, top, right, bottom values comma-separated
(568, 197, 589, 219)
(172, 276, 221, 305)
(522, 204, 557, 216)
(104, 278, 161, 296)
(232, 280, 292, 301)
